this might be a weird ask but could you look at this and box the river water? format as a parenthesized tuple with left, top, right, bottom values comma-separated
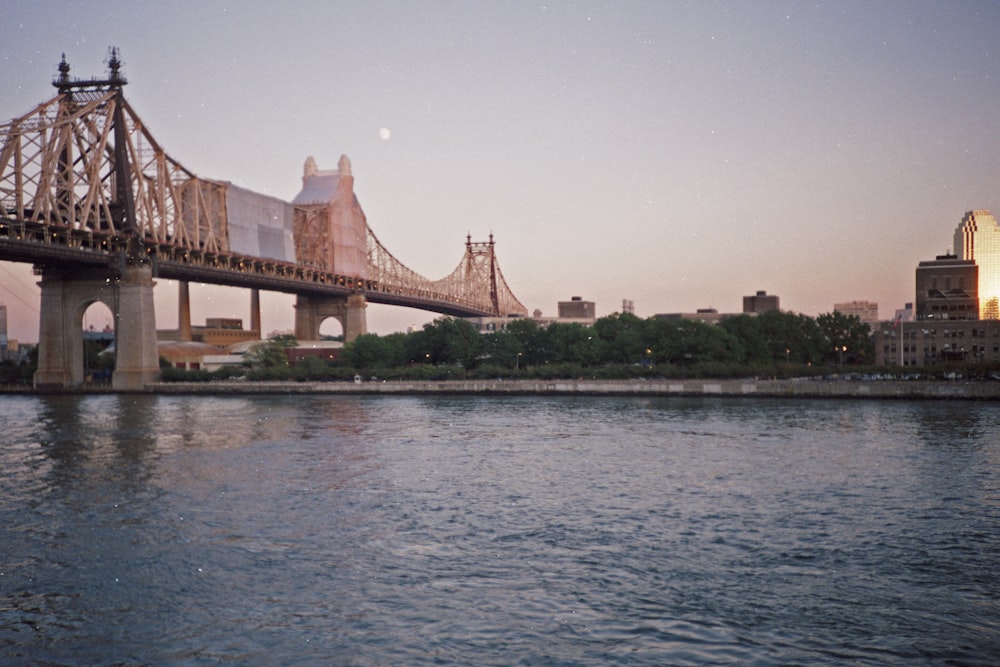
(1, 394, 998, 665)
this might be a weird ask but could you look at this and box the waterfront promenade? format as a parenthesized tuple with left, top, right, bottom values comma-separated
(145, 378, 1000, 400)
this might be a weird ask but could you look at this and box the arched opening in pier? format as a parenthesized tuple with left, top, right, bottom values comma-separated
(318, 316, 344, 342)
(82, 301, 115, 382)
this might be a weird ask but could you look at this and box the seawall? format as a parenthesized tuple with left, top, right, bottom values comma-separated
(146, 378, 1000, 400)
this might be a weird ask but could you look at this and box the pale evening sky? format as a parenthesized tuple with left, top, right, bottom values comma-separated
(2, 1, 1000, 343)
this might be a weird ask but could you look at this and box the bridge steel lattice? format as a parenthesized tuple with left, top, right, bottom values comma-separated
(0, 57, 527, 318)
(0, 52, 527, 388)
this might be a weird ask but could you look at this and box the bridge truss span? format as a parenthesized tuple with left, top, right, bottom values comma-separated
(366, 229, 526, 317)
(0, 83, 231, 254)
(0, 52, 527, 320)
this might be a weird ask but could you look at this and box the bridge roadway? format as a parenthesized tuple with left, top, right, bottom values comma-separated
(0, 217, 496, 318)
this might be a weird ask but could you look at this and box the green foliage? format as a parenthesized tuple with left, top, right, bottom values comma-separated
(592, 312, 646, 364)
(153, 310, 900, 384)
(404, 317, 482, 367)
(0, 348, 38, 385)
(343, 332, 407, 369)
(0, 359, 27, 385)
(245, 335, 297, 369)
(478, 330, 522, 368)
(505, 318, 549, 366)
(645, 317, 746, 366)
(815, 311, 873, 365)
(722, 310, 824, 365)
(293, 356, 329, 379)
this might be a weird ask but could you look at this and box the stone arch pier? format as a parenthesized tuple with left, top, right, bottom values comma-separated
(34, 264, 160, 390)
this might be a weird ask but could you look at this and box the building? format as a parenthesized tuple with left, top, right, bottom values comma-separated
(467, 296, 599, 332)
(465, 315, 524, 333)
(954, 210, 1000, 319)
(894, 303, 915, 324)
(558, 296, 596, 320)
(874, 251, 995, 366)
(157, 341, 226, 370)
(743, 290, 779, 314)
(914, 254, 978, 321)
(655, 290, 783, 323)
(285, 340, 343, 365)
(834, 300, 879, 328)
(874, 319, 1000, 366)
(654, 308, 731, 324)
(159, 318, 260, 346)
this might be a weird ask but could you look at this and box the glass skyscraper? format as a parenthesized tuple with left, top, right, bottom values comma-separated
(954, 210, 1000, 319)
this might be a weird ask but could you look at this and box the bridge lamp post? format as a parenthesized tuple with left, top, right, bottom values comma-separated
(516, 351, 522, 370)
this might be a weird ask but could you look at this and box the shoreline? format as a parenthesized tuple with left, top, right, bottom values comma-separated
(7, 378, 1000, 400)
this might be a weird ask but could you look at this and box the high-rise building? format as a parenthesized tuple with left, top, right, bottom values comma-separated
(914, 254, 979, 321)
(954, 210, 1000, 319)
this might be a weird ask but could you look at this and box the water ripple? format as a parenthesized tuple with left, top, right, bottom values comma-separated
(1, 395, 999, 664)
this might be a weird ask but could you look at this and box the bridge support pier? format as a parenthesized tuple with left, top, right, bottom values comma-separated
(112, 264, 160, 390)
(294, 293, 367, 343)
(34, 271, 110, 389)
(178, 280, 192, 342)
(250, 288, 261, 337)
(33, 264, 160, 391)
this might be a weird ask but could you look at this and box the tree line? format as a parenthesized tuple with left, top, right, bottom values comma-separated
(1, 310, 877, 386)
(336, 309, 874, 378)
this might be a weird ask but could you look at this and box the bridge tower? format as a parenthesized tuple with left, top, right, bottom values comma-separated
(33, 51, 160, 390)
(294, 293, 368, 343)
(291, 155, 370, 342)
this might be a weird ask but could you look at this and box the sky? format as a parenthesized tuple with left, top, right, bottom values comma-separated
(3, 0, 1000, 343)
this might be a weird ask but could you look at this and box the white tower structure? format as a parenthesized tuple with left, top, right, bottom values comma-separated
(954, 210, 1000, 319)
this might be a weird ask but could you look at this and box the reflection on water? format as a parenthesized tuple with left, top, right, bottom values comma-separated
(2, 394, 999, 665)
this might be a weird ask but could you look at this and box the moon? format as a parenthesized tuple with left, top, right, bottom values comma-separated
(378, 127, 391, 141)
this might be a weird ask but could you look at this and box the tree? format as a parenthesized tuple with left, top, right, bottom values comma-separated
(343, 332, 407, 369)
(406, 317, 482, 367)
(246, 334, 297, 369)
(479, 330, 522, 368)
(505, 318, 549, 366)
(752, 310, 823, 365)
(592, 312, 646, 364)
(816, 312, 872, 365)
(546, 322, 600, 365)
(720, 315, 770, 364)
(678, 319, 745, 365)
(645, 317, 744, 367)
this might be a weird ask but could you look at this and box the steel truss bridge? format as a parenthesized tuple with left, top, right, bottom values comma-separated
(0, 52, 527, 320)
